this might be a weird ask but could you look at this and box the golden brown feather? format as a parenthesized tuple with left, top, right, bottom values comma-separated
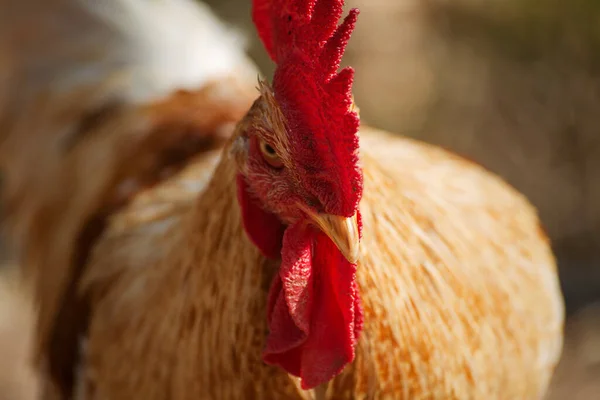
(0, 1, 260, 396)
(72, 124, 563, 399)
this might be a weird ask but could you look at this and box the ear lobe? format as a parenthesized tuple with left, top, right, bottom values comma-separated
(236, 174, 286, 259)
(229, 135, 249, 170)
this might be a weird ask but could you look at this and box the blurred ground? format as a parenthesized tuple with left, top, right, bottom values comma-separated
(0, 266, 38, 400)
(547, 303, 600, 400)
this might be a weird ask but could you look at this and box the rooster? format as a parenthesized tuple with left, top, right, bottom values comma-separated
(0, 0, 564, 399)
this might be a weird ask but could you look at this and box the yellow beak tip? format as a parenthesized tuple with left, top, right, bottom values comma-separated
(303, 208, 361, 264)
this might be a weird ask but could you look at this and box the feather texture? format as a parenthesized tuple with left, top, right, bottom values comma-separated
(74, 126, 564, 399)
(0, 0, 259, 397)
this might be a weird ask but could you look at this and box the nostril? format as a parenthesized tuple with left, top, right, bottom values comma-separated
(303, 196, 322, 212)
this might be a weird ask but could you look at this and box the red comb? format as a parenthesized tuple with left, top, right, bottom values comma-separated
(252, 0, 362, 217)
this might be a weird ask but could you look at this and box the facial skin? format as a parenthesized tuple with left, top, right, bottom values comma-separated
(232, 86, 359, 263)
(238, 0, 363, 389)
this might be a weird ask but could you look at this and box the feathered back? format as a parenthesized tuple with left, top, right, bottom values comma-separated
(0, 0, 259, 396)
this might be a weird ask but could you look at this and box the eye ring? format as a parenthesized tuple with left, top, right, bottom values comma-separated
(259, 140, 284, 169)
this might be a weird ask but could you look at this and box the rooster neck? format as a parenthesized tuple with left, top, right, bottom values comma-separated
(162, 150, 306, 397)
(81, 138, 308, 398)
(183, 144, 279, 339)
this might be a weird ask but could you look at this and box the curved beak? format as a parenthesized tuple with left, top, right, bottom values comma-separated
(302, 208, 360, 264)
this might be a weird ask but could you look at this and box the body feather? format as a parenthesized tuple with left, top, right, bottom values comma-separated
(0, 0, 259, 397)
(77, 127, 563, 399)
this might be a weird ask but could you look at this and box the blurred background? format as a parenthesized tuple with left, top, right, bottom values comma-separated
(0, 0, 598, 398)
(200, 0, 600, 397)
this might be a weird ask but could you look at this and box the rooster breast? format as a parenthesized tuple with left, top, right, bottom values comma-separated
(333, 126, 564, 399)
(75, 127, 563, 400)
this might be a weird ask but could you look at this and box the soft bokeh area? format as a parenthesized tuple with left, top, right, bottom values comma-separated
(202, 0, 600, 397)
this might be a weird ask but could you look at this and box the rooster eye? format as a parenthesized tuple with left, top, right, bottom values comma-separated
(259, 140, 284, 169)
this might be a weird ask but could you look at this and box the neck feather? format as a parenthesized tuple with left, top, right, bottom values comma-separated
(165, 144, 297, 396)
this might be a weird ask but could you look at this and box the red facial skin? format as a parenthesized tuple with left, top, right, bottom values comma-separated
(236, 146, 364, 389)
(235, 0, 364, 389)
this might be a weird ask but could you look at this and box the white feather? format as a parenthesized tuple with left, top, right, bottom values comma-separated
(0, 0, 257, 105)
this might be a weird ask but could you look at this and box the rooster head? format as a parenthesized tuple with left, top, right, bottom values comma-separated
(231, 0, 363, 389)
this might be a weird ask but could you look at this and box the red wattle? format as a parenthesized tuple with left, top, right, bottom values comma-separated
(237, 175, 363, 389)
(236, 175, 285, 259)
(263, 222, 362, 389)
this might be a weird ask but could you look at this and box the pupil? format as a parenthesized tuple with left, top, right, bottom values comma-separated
(265, 144, 275, 155)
